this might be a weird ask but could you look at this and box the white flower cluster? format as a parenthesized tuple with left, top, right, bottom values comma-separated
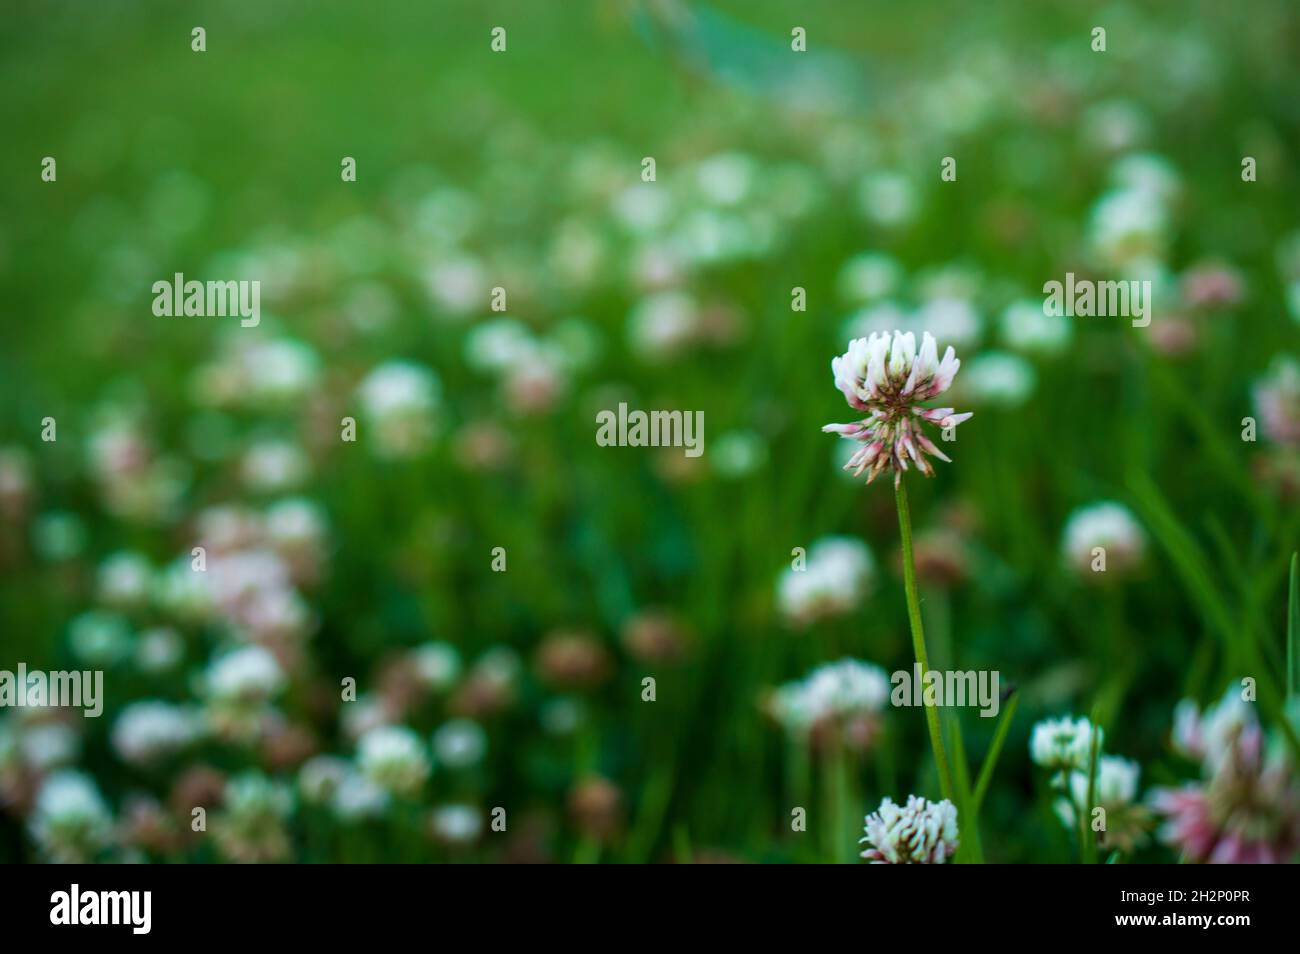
(770, 658, 890, 736)
(860, 795, 959, 864)
(776, 537, 874, 627)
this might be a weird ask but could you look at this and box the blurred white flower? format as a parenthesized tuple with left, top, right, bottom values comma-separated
(777, 537, 874, 627)
(711, 430, 767, 479)
(19, 723, 80, 772)
(357, 361, 441, 458)
(30, 770, 113, 863)
(240, 440, 309, 494)
(1251, 356, 1300, 447)
(960, 351, 1037, 407)
(627, 291, 698, 360)
(412, 642, 462, 691)
(96, 551, 153, 609)
(204, 646, 286, 704)
(1030, 715, 1104, 775)
(424, 255, 487, 319)
(135, 626, 184, 674)
(357, 725, 431, 796)
(1061, 502, 1146, 578)
(432, 719, 487, 769)
(770, 658, 890, 736)
(837, 253, 903, 304)
(1090, 187, 1168, 269)
(430, 803, 483, 845)
(112, 701, 199, 765)
(858, 171, 917, 227)
(914, 297, 981, 351)
(297, 755, 350, 804)
(67, 611, 133, 666)
(332, 771, 391, 821)
(1000, 299, 1071, 356)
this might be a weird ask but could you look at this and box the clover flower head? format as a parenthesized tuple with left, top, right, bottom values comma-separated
(1030, 715, 1104, 776)
(776, 536, 874, 626)
(823, 331, 972, 486)
(29, 770, 113, 863)
(859, 795, 959, 864)
(357, 725, 431, 796)
(111, 701, 200, 766)
(1062, 502, 1146, 578)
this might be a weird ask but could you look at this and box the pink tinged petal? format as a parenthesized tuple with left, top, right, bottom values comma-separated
(917, 433, 951, 463)
(822, 422, 865, 436)
(939, 411, 973, 429)
(932, 347, 961, 395)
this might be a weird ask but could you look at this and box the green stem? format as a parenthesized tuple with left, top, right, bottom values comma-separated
(894, 477, 956, 805)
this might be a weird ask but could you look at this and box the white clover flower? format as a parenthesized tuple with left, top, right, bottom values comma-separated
(464, 319, 536, 372)
(331, 771, 391, 821)
(297, 755, 350, 803)
(836, 253, 903, 304)
(96, 551, 153, 609)
(433, 719, 487, 769)
(356, 361, 441, 458)
(693, 152, 757, 207)
(1062, 502, 1146, 577)
(1055, 756, 1147, 847)
(135, 626, 184, 674)
(627, 291, 698, 360)
(1030, 715, 1104, 774)
(30, 770, 113, 863)
(802, 659, 892, 719)
(1251, 356, 1300, 447)
(1000, 299, 1071, 356)
(959, 351, 1037, 408)
(857, 171, 917, 227)
(777, 536, 874, 627)
(153, 558, 215, 623)
(612, 182, 674, 235)
(264, 497, 327, 545)
(425, 255, 487, 318)
(19, 723, 80, 772)
(915, 296, 981, 351)
(412, 641, 462, 691)
(711, 430, 768, 479)
(1111, 153, 1182, 205)
(357, 725, 431, 796)
(842, 301, 911, 342)
(1066, 755, 1140, 807)
(240, 440, 309, 493)
(823, 331, 973, 486)
(860, 795, 959, 864)
(67, 610, 133, 666)
(772, 658, 891, 736)
(204, 645, 286, 704)
(214, 772, 294, 863)
(1089, 187, 1169, 268)
(111, 701, 199, 766)
(1172, 687, 1256, 770)
(430, 803, 484, 845)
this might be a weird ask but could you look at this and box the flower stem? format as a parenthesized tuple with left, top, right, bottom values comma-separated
(894, 477, 956, 805)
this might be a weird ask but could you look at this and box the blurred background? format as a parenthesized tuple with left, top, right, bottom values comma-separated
(1, 0, 1299, 863)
